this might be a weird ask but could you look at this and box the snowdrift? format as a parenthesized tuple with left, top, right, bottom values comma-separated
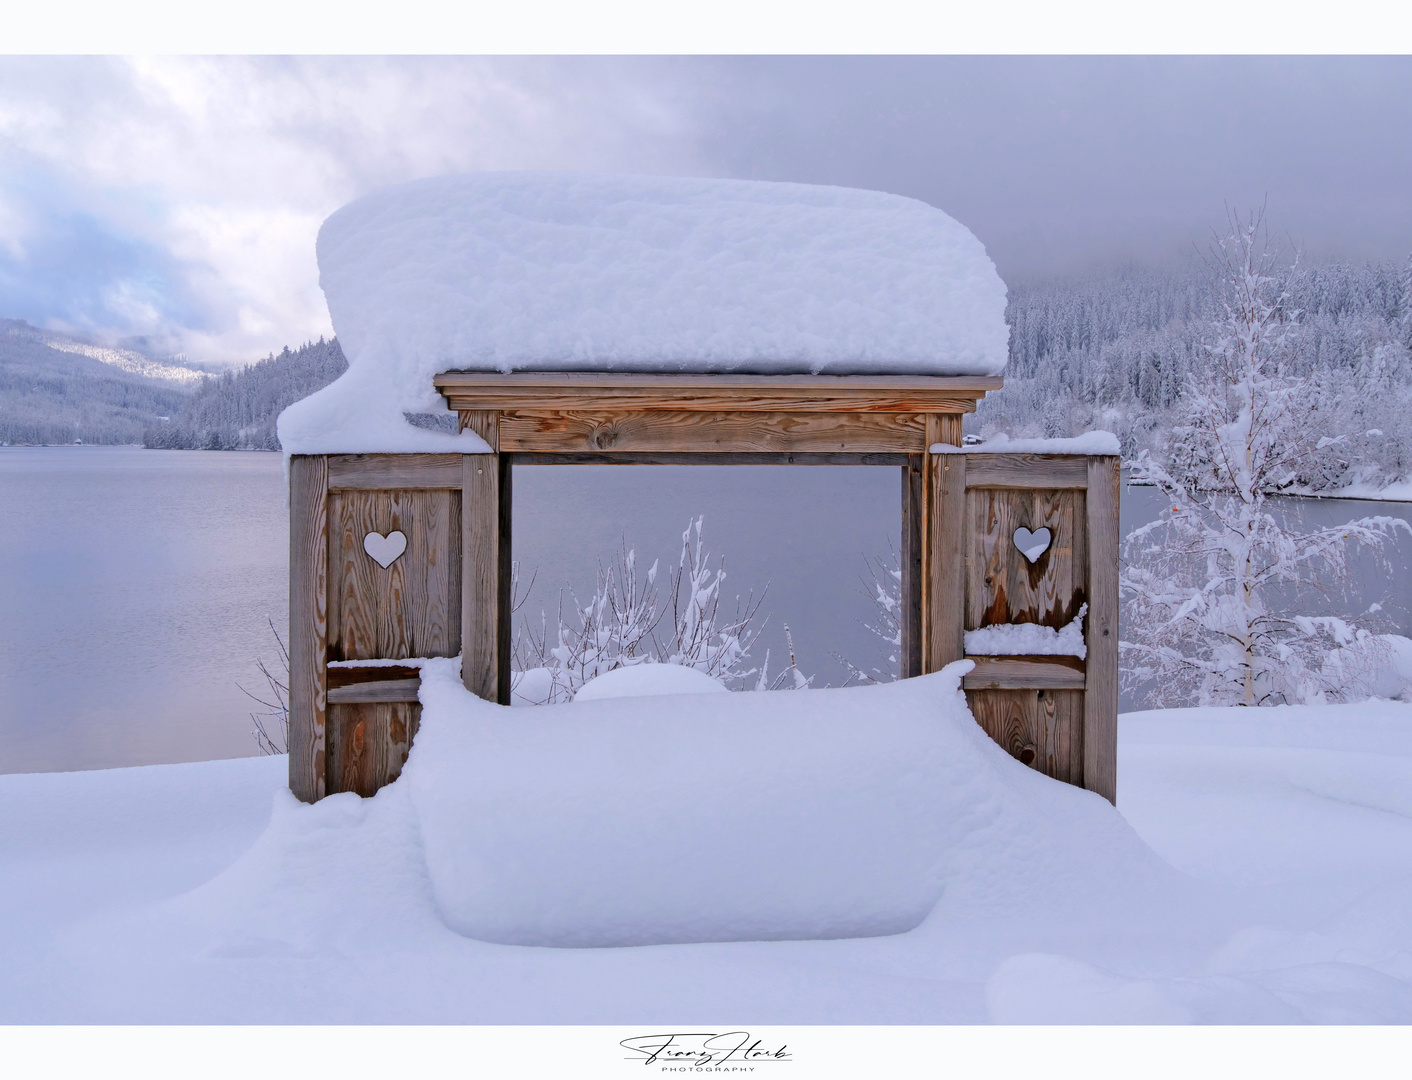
(406, 658, 1016, 947)
(278, 172, 1009, 455)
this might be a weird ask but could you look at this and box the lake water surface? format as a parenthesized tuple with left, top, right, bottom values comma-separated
(3, 446, 1409, 773)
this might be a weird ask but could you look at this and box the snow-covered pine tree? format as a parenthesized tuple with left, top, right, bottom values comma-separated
(1120, 210, 1410, 707)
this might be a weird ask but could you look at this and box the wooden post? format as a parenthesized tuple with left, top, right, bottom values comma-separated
(923, 415, 965, 673)
(1084, 455, 1120, 804)
(497, 453, 513, 704)
(289, 454, 329, 803)
(899, 455, 924, 678)
(462, 451, 501, 701)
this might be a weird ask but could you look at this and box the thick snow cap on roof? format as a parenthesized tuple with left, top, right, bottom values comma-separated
(278, 172, 1008, 455)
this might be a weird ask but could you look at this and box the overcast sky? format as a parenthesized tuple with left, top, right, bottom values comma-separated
(2, 55, 1410, 364)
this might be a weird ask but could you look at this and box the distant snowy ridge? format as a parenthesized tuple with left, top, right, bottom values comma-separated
(281, 172, 1008, 455)
(34, 334, 205, 386)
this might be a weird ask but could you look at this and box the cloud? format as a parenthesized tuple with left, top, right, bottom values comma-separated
(0, 57, 709, 362)
(2, 56, 1411, 364)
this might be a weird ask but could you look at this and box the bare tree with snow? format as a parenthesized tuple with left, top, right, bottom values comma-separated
(1120, 210, 1409, 707)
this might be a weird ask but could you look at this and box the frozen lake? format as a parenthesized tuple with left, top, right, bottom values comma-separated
(2, 445, 1409, 773)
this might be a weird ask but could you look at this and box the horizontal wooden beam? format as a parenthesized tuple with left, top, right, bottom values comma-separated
(963, 455, 1090, 490)
(497, 410, 929, 454)
(961, 656, 1086, 690)
(327, 454, 465, 490)
(326, 677, 422, 704)
(508, 451, 912, 466)
(436, 371, 1002, 414)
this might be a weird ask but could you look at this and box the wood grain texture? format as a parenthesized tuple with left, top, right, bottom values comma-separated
(327, 454, 464, 490)
(966, 487, 1087, 631)
(967, 688, 1084, 786)
(496, 410, 930, 454)
(506, 451, 912, 467)
(326, 678, 422, 704)
(326, 701, 419, 798)
(926, 452, 966, 672)
(436, 371, 1004, 413)
(497, 454, 513, 704)
(1084, 455, 1121, 804)
(963, 455, 1090, 489)
(900, 457, 924, 679)
(327, 488, 461, 661)
(931, 413, 963, 448)
(961, 656, 1086, 690)
(462, 454, 500, 700)
(288, 455, 328, 803)
(459, 410, 499, 449)
(326, 664, 421, 687)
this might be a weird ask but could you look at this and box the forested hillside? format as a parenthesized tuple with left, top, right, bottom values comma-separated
(971, 255, 1412, 491)
(0, 319, 193, 445)
(143, 338, 347, 450)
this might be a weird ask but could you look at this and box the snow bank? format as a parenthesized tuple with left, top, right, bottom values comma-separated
(573, 662, 728, 701)
(406, 657, 1006, 947)
(935, 431, 1121, 455)
(280, 172, 1009, 455)
(965, 605, 1087, 658)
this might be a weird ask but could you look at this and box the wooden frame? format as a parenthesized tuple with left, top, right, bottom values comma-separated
(289, 372, 1119, 806)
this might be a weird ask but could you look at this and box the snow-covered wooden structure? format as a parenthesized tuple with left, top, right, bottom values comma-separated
(281, 174, 1119, 806)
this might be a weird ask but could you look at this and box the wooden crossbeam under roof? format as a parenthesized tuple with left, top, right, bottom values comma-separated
(434, 372, 1004, 455)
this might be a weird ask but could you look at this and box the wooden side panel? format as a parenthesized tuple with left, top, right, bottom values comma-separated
(966, 688, 1084, 787)
(327, 454, 463, 490)
(1084, 456, 1121, 804)
(288, 455, 328, 804)
(462, 454, 501, 700)
(326, 701, 420, 798)
(965, 487, 1087, 631)
(964, 455, 1089, 489)
(497, 410, 929, 454)
(326, 488, 461, 661)
(900, 456, 924, 679)
(925, 453, 966, 672)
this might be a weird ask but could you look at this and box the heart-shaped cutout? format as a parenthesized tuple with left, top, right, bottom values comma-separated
(363, 530, 407, 569)
(1013, 526, 1052, 564)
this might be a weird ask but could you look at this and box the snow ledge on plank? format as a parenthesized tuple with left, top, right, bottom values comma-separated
(933, 431, 1121, 456)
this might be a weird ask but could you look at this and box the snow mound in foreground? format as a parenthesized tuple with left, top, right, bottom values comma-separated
(407, 658, 1023, 947)
(573, 661, 728, 701)
(279, 172, 1008, 455)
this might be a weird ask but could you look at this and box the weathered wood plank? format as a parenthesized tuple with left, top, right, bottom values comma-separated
(497, 454, 513, 705)
(327, 454, 465, 490)
(900, 456, 924, 679)
(289, 455, 328, 803)
(1084, 455, 1121, 804)
(966, 688, 1084, 786)
(462, 454, 500, 700)
(961, 656, 1086, 690)
(328, 489, 460, 661)
(931, 413, 963, 448)
(926, 452, 966, 672)
(436, 371, 1004, 414)
(506, 451, 912, 467)
(966, 487, 1085, 631)
(327, 700, 419, 798)
(459, 410, 499, 449)
(962, 454, 1090, 489)
(326, 678, 422, 704)
(497, 410, 929, 454)
(327, 664, 422, 686)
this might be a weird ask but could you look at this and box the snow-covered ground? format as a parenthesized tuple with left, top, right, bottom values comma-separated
(3, 686, 1411, 1024)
